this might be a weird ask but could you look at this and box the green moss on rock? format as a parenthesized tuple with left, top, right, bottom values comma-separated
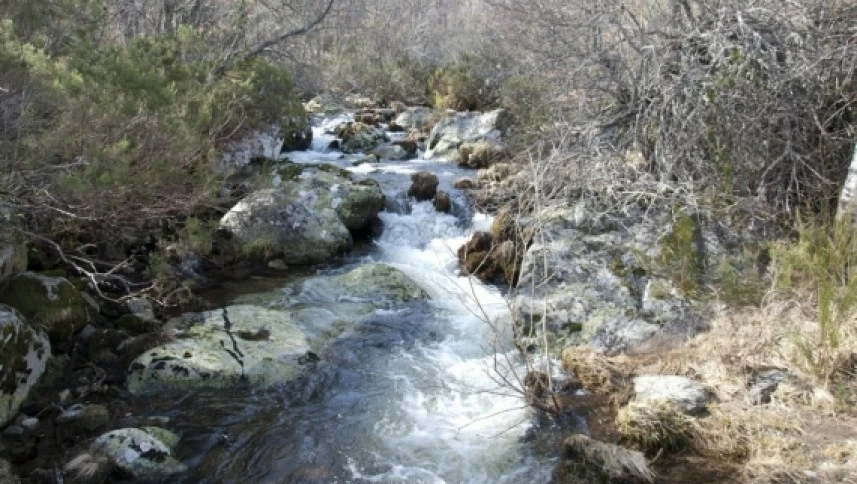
(0, 272, 88, 344)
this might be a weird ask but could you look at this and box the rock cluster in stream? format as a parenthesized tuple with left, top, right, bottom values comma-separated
(0, 94, 523, 482)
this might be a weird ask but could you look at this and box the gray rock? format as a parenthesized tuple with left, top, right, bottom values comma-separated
(125, 298, 155, 322)
(220, 126, 285, 170)
(0, 272, 89, 345)
(370, 144, 412, 161)
(633, 375, 709, 415)
(408, 171, 439, 201)
(89, 428, 186, 480)
(0, 305, 50, 426)
(56, 404, 110, 434)
(127, 305, 311, 395)
(425, 109, 512, 162)
(20, 418, 38, 431)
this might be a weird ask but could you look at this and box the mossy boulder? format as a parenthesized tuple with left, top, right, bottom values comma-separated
(88, 427, 186, 480)
(0, 272, 89, 345)
(127, 305, 311, 395)
(0, 305, 50, 427)
(221, 166, 383, 263)
(300, 264, 428, 305)
(336, 122, 386, 154)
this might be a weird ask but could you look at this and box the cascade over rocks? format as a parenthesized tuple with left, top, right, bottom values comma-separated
(0, 305, 50, 427)
(425, 109, 512, 163)
(220, 164, 384, 264)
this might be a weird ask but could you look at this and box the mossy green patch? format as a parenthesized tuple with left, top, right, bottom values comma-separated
(0, 272, 88, 344)
(658, 211, 704, 296)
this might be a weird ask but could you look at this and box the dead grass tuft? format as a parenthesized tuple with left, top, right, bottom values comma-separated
(617, 400, 698, 454)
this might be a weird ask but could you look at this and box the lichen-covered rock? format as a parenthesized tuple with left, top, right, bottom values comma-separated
(511, 201, 705, 355)
(220, 165, 384, 263)
(408, 171, 439, 201)
(632, 375, 709, 415)
(89, 427, 186, 480)
(300, 264, 428, 305)
(220, 126, 284, 170)
(280, 112, 313, 152)
(0, 272, 89, 345)
(336, 122, 386, 154)
(126, 305, 311, 395)
(425, 109, 512, 162)
(0, 305, 50, 427)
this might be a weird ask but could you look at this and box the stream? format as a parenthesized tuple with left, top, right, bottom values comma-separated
(132, 116, 563, 483)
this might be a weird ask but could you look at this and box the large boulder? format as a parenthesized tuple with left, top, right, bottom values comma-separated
(87, 427, 186, 480)
(511, 202, 706, 355)
(0, 272, 89, 345)
(393, 107, 432, 131)
(127, 305, 311, 395)
(336, 122, 386, 154)
(220, 126, 284, 170)
(424, 109, 512, 162)
(220, 165, 384, 264)
(0, 306, 50, 427)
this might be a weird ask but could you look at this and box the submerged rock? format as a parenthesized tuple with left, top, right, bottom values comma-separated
(408, 171, 439, 201)
(425, 109, 512, 162)
(56, 403, 110, 435)
(88, 427, 186, 480)
(0, 305, 50, 427)
(0, 272, 89, 345)
(220, 165, 383, 264)
(126, 305, 311, 395)
(557, 434, 653, 483)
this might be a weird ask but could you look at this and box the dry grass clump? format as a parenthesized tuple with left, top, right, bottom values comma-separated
(617, 400, 699, 454)
(561, 346, 632, 403)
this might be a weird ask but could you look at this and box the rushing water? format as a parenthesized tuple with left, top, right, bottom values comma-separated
(132, 119, 561, 483)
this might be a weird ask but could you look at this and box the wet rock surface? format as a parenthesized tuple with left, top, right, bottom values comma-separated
(0, 305, 50, 427)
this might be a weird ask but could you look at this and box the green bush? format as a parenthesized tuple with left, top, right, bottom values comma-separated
(0, 19, 305, 294)
(773, 217, 857, 381)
